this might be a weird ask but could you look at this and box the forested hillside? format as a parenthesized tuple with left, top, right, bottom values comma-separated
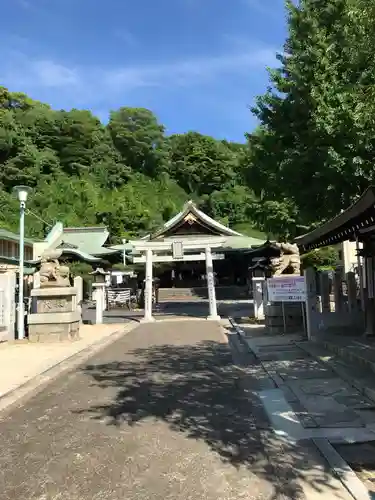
(0, 87, 274, 243)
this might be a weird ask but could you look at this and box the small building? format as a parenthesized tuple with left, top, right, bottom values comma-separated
(294, 186, 375, 335)
(128, 200, 264, 296)
(0, 228, 35, 274)
(34, 222, 120, 264)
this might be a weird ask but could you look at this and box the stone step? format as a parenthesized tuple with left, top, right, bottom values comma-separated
(158, 286, 249, 302)
(296, 340, 375, 403)
(322, 338, 375, 375)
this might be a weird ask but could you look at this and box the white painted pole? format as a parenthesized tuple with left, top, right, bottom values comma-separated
(18, 198, 25, 340)
(144, 249, 154, 322)
(122, 238, 126, 266)
(95, 284, 103, 324)
(13, 186, 31, 340)
(205, 246, 220, 320)
(252, 277, 265, 320)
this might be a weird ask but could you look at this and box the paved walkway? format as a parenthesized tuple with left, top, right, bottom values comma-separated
(239, 325, 375, 444)
(0, 320, 353, 500)
(0, 323, 137, 411)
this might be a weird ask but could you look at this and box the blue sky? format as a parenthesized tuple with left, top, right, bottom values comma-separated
(0, 0, 287, 142)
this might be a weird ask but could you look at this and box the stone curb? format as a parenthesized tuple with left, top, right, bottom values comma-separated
(313, 438, 371, 500)
(0, 323, 139, 417)
(228, 316, 257, 353)
(229, 317, 370, 500)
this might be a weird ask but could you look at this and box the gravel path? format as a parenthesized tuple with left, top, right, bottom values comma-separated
(0, 321, 349, 500)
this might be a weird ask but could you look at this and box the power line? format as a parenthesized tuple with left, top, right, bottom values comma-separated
(25, 208, 54, 229)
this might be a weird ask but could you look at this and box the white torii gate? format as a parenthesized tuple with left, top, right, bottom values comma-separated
(131, 237, 227, 322)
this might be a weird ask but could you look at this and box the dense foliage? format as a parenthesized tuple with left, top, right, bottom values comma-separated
(248, 0, 375, 233)
(0, 87, 271, 243)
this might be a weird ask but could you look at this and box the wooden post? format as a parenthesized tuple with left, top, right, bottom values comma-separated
(333, 269, 344, 313)
(319, 271, 330, 313)
(364, 252, 375, 336)
(304, 267, 318, 340)
(347, 271, 358, 313)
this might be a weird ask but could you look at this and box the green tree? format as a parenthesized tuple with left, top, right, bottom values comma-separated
(248, 0, 375, 231)
(108, 107, 167, 178)
(167, 132, 238, 195)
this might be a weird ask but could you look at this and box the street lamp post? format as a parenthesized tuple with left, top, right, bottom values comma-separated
(13, 186, 31, 340)
(122, 238, 126, 266)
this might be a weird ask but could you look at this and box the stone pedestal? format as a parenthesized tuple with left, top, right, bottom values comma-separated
(265, 302, 305, 334)
(27, 287, 80, 342)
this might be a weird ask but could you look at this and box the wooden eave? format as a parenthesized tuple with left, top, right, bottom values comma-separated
(294, 186, 375, 251)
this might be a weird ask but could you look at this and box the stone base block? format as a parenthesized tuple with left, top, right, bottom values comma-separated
(28, 311, 81, 343)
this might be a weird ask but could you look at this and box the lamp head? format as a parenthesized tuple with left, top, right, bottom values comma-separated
(13, 185, 32, 203)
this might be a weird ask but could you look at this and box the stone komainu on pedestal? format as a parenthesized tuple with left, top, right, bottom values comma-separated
(270, 242, 301, 276)
(39, 249, 71, 288)
(266, 243, 304, 334)
(27, 250, 80, 342)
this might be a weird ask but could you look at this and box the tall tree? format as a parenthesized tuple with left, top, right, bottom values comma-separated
(167, 132, 238, 195)
(108, 107, 167, 178)
(248, 0, 375, 226)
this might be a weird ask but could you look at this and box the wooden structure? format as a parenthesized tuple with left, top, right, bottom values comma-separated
(129, 200, 264, 322)
(294, 186, 375, 336)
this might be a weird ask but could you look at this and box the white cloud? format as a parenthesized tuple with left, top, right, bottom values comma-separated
(31, 60, 79, 87)
(103, 47, 276, 90)
(0, 45, 276, 105)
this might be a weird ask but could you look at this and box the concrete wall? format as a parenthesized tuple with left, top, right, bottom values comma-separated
(305, 268, 364, 339)
(337, 240, 362, 274)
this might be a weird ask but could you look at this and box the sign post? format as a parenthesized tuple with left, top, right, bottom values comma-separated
(267, 276, 307, 335)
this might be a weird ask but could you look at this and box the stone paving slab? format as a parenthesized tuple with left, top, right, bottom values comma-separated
(240, 328, 375, 432)
(262, 359, 335, 381)
(258, 349, 309, 362)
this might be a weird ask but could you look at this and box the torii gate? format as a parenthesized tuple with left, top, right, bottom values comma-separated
(130, 237, 226, 322)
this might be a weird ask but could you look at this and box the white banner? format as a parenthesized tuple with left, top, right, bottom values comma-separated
(267, 276, 306, 302)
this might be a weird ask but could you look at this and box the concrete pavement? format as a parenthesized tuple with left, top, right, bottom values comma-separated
(0, 320, 352, 499)
(0, 323, 137, 414)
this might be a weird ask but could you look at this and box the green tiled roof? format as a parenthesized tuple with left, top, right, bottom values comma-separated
(222, 235, 265, 250)
(0, 228, 35, 245)
(61, 227, 119, 257)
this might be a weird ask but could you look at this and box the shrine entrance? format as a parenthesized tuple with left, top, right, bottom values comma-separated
(132, 238, 225, 321)
(130, 200, 261, 322)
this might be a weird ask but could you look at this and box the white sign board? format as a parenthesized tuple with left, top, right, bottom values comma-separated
(267, 276, 306, 302)
(172, 241, 184, 259)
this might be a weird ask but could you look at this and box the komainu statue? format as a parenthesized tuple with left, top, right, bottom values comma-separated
(39, 249, 71, 287)
(270, 242, 301, 276)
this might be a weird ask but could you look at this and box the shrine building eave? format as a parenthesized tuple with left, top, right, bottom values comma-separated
(294, 186, 375, 252)
(144, 200, 243, 241)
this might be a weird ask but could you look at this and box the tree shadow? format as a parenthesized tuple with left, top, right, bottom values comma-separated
(77, 335, 346, 499)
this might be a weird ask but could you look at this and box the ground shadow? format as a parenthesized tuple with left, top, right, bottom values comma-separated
(78, 334, 343, 499)
(83, 300, 254, 324)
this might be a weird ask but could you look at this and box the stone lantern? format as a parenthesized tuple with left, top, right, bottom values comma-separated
(90, 267, 108, 284)
(90, 268, 109, 323)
